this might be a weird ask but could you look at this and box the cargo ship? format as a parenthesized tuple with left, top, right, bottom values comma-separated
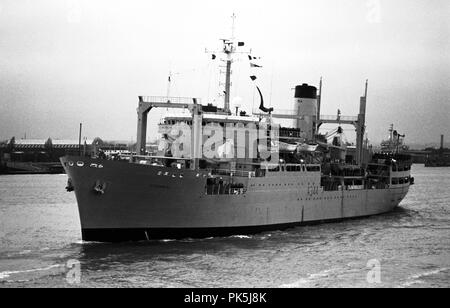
(61, 30, 413, 242)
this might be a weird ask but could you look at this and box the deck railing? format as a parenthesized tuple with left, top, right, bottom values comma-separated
(319, 115, 358, 122)
(139, 96, 201, 104)
(210, 169, 256, 178)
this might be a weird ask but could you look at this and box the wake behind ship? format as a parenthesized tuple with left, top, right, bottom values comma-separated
(62, 28, 413, 242)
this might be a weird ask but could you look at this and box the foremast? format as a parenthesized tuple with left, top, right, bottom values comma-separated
(205, 13, 250, 114)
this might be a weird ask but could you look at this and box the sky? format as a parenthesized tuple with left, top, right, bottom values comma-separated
(0, 0, 449, 146)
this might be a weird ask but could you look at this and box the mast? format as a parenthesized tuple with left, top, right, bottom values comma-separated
(389, 123, 394, 149)
(78, 123, 82, 156)
(166, 71, 172, 100)
(316, 77, 322, 132)
(356, 80, 368, 166)
(206, 13, 250, 114)
(223, 13, 236, 113)
(224, 52, 232, 113)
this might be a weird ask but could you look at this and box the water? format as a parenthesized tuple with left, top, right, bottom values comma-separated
(0, 165, 449, 288)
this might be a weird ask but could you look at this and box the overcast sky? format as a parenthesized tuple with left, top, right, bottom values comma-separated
(0, 0, 448, 146)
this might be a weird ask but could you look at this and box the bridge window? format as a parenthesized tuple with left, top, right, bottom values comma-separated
(306, 165, 320, 172)
(269, 166, 280, 172)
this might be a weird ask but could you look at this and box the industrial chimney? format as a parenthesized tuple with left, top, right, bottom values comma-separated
(441, 134, 444, 150)
(293, 83, 317, 141)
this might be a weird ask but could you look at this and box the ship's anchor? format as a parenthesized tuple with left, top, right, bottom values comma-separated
(65, 178, 74, 192)
(93, 180, 107, 194)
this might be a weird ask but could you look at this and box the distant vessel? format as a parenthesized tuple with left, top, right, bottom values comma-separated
(380, 124, 409, 153)
(2, 161, 64, 174)
(61, 22, 413, 242)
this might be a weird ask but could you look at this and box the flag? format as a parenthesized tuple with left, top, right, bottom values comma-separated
(250, 63, 262, 68)
(211, 54, 216, 60)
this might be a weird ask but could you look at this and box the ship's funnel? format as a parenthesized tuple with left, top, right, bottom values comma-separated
(293, 83, 317, 141)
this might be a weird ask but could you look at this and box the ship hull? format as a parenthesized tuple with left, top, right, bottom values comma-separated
(61, 156, 410, 242)
(80, 218, 369, 242)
